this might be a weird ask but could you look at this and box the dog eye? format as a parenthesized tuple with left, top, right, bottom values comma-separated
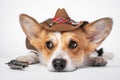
(46, 41, 54, 49)
(68, 40, 78, 49)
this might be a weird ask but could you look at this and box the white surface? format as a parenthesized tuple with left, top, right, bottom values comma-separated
(0, 57, 120, 80)
(0, 0, 120, 80)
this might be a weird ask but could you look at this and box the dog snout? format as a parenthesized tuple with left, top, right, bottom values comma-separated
(52, 59, 66, 71)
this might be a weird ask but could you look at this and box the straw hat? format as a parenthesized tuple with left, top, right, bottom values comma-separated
(40, 8, 84, 31)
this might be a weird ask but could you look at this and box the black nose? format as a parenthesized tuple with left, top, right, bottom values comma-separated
(52, 59, 66, 71)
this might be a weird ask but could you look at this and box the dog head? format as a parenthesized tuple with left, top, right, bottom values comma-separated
(19, 9, 112, 72)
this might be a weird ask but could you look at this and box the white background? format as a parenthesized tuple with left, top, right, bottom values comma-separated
(0, 0, 120, 80)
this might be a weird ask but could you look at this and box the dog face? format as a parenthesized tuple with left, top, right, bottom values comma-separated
(19, 14, 112, 71)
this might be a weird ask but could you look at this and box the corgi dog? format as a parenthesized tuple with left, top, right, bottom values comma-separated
(8, 8, 113, 72)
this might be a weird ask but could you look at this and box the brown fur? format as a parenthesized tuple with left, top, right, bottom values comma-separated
(17, 9, 112, 71)
(21, 15, 112, 64)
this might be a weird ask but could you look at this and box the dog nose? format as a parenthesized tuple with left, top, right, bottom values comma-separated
(52, 59, 66, 71)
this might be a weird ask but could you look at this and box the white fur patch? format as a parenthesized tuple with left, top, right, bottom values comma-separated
(16, 50, 39, 64)
(47, 32, 76, 71)
(90, 51, 113, 60)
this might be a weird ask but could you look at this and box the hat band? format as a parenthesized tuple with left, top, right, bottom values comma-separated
(52, 17, 71, 24)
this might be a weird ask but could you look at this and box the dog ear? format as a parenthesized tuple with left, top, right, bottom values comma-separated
(19, 14, 43, 39)
(83, 17, 113, 49)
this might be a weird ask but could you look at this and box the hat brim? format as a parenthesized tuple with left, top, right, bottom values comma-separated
(41, 21, 83, 32)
